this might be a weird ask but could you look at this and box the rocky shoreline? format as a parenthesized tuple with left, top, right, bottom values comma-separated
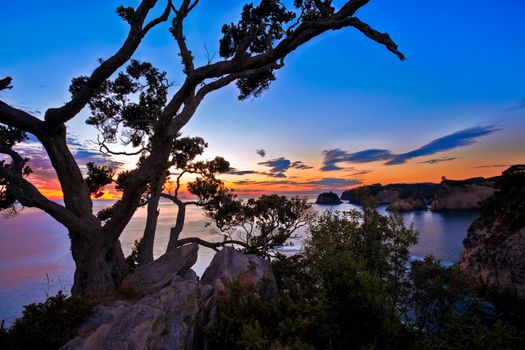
(336, 176, 498, 212)
(61, 245, 276, 350)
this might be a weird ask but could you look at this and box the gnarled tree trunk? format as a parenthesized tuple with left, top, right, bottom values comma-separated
(70, 232, 128, 297)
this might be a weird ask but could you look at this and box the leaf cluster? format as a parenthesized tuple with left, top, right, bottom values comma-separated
(204, 194, 315, 259)
(70, 60, 169, 148)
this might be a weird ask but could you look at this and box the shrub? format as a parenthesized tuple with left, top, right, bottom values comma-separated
(0, 291, 93, 350)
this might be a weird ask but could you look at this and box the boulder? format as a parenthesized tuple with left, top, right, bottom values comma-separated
(120, 243, 198, 297)
(195, 247, 278, 349)
(315, 191, 342, 205)
(200, 246, 277, 296)
(62, 245, 279, 350)
(62, 270, 200, 350)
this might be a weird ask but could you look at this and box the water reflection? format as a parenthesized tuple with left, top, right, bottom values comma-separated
(0, 198, 479, 324)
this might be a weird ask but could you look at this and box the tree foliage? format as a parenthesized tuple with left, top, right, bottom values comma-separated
(202, 194, 315, 258)
(207, 204, 525, 349)
(0, 0, 405, 297)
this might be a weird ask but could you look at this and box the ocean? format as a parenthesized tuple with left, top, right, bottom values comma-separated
(0, 198, 479, 325)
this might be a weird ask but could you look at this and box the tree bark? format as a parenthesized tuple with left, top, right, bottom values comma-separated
(139, 172, 166, 265)
(70, 232, 128, 297)
(166, 196, 186, 253)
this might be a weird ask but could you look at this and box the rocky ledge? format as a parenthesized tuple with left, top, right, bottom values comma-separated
(315, 191, 342, 205)
(431, 177, 496, 211)
(459, 165, 525, 302)
(62, 245, 276, 350)
(341, 183, 437, 209)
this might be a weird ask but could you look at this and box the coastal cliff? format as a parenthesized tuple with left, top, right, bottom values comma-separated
(341, 176, 499, 212)
(459, 165, 525, 302)
(431, 177, 496, 211)
(341, 183, 437, 211)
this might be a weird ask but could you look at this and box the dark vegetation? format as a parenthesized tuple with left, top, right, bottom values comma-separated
(0, 292, 94, 350)
(2, 194, 525, 349)
(473, 165, 525, 233)
(206, 203, 525, 350)
(341, 183, 439, 204)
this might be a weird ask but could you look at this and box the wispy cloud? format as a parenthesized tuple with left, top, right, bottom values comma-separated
(506, 98, 525, 112)
(472, 164, 510, 169)
(231, 177, 361, 190)
(321, 149, 393, 171)
(258, 157, 313, 176)
(227, 168, 259, 176)
(256, 149, 266, 157)
(418, 156, 458, 164)
(321, 125, 500, 169)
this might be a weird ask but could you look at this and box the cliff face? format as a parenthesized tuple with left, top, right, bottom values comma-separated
(341, 183, 438, 207)
(431, 178, 495, 211)
(459, 165, 525, 302)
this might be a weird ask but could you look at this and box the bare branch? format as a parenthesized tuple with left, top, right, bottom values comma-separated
(346, 17, 405, 60)
(176, 236, 248, 251)
(44, 0, 172, 127)
(170, 0, 198, 74)
(168, 63, 281, 134)
(143, 0, 172, 34)
(0, 99, 44, 135)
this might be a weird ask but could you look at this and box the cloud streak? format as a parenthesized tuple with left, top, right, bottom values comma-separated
(258, 157, 313, 177)
(321, 125, 500, 170)
(418, 156, 458, 164)
(231, 177, 361, 190)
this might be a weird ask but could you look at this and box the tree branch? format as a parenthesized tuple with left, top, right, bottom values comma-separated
(170, 0, 198, 74)
(0, 100, 44, 135)
(44, 0, 171, 127)
(176, 236, 248, 251)
(0, 149, 92, 235)
(168, 63, 281, 134)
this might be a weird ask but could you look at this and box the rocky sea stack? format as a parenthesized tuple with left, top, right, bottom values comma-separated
(460, 165, 525, 302)
(315, 192, 342, 205)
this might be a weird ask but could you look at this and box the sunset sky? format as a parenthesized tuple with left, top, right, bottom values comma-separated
(1, 0, 524, 198)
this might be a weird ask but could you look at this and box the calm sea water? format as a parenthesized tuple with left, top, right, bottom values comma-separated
(0, 198, 479, 325)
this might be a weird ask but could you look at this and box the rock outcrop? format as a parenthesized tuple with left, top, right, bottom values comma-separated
(431, 177, 495, 211)
(61, 244, 277, 350)
(387, 197, 427, 212)
(315, 191, 342, 205)
(459, 165, 525, 302)
(120, 243, 198, 297)
(341, 178, 499, 212)
(341, 183, 438, 208)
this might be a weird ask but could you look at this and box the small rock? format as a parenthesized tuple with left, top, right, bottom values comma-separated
(315, 192, 342, 205)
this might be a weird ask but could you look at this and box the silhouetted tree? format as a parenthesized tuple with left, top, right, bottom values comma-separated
(0, 0, 404, 297)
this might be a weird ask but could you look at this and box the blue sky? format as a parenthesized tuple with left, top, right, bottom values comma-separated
(1, 0, 524, 193)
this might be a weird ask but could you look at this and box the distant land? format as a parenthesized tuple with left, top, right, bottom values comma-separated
(317, 175, 499, 212)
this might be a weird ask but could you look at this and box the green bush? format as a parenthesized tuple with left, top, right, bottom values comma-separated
(206, 204, 525, 349)
(0, 291, 94, 350)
